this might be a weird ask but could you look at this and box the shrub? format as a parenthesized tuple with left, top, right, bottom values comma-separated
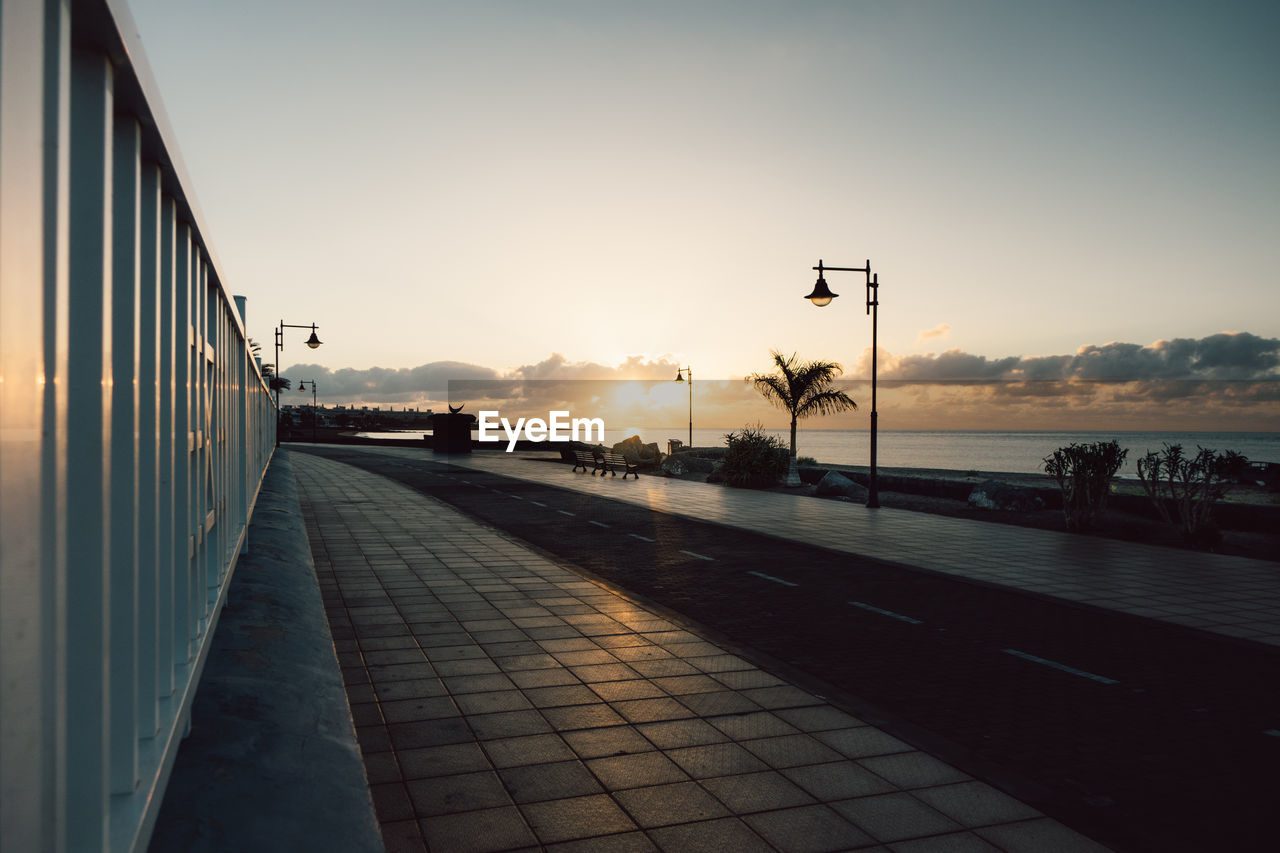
(796, 456, 818, 467)
(1136, 445, 1248, 548)
(1043, 440, 1128, 532)
(721, 424, 789, 489)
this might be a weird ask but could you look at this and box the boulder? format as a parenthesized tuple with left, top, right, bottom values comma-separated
(967, 480, 1045, 512)
(815, 470, 868, 501)
(706, 462, 726, 484)
(612, 435, 661, 464)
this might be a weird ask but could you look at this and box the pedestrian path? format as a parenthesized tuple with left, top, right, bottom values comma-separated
(402, 449, 1280, 648)
(292, 451, 1110, 852)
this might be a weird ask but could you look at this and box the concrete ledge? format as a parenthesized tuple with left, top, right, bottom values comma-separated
(148, 450, 381, 853)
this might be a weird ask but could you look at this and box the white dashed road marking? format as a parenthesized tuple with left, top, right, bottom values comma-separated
(748, 571, 797, 587)
(680, 549, 715, 561)
(628, 533, 656, 543)
(1003, 648, 1119, 685)
(588, 520, 610, 528)
(848, 601, 923, 625)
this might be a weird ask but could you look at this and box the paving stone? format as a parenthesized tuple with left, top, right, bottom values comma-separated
(740, 733, 845, 769)
(666, 742, 769, 779)
(519, 794, 638, 844)
(859, 751, 971, 789)
(540, 702, 628, 731)
(418, 805, 538, 853)
(545, 831, 659, 852)
(635, 718, 729, 750)
(886, 831, 1002, 852)
(406, 770, 512, 817)
(913, 782, 1043, 828)
(614, 780, 730, 828)
(586, 751, 689, 789)
(452, 689, 535, 715)
(832, 792, 964, 842)
(974, 818, 1114, 852)
(379, 696, 462, 724)
(612, 697, 697, 724)
(562, 726, 656, 760)
(498, 760, 604, 803)
(396, 742, 492, 780)
(815, 727, 915, 759)
(378, 819, 428, 853)
(782, 761, 898, 800)
(465, 709, 552, 740)
(483, 733, 578, 769)
(522, 684, 600, 708)
(646, 817, 774, 853)
(701, 770, 817, 813)
(370, 782, 414, 822)
(743, 804, 876, 853)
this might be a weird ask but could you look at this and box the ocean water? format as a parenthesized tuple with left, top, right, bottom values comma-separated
(645, 429, 1279, 479)
(358, 427, 1279, 478)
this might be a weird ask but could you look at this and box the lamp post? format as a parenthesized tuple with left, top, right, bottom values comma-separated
(804, 259, 881, 508)
(298, 380, 319, 443)
(274, 320, 322, 445)
(673, 366, 692, 448)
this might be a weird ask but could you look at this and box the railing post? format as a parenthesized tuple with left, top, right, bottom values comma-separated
(137, 161, 162, 739)
(157, 194, 176, 699)
(108, 112, 141, 795)
(65, 45, 114, 851)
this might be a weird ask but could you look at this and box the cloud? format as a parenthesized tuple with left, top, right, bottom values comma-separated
(279, 359, 499, 402)
(279, 353, 684, 407)
(875, 332, 1280, 383)
(914, 323, 951, 346)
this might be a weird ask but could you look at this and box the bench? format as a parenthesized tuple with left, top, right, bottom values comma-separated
(571, 450, 596, 473)
(599, 452, 640, 479)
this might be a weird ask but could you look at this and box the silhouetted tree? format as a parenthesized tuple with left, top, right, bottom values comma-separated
(751, 350, 857, 459)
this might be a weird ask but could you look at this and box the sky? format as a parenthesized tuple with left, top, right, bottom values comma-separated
(125, 0, 1280, 430)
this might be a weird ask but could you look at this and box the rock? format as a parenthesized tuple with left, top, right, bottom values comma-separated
(661, 456, 689, 476)
(815, 470, 868, 501)
(706, 462, 726, 484)
(612, 435, 661, 464)
(967, 480, 1045, 512)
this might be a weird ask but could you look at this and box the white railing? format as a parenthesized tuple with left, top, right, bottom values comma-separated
(1, 1, 278, 850)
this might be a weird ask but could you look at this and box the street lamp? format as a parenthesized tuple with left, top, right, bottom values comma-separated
(674, 366, 692, 448)
(274, 320, 322, 445)
(298, 380, 319, 444)
(805, 259, 881, 508)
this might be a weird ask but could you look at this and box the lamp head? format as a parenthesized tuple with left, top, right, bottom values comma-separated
(805, 263, 837, 307)
(674, 369, 684, 382)
(306, 325, 322, 349)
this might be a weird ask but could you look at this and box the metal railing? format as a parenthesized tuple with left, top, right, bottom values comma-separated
(1, 1, 277, 850)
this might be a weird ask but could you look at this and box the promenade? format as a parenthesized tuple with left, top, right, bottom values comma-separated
(409, 449, 1280, 648)
(292, 450, 1113, 852)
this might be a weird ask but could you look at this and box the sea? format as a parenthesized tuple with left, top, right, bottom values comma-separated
(356, 427, 1280, 479)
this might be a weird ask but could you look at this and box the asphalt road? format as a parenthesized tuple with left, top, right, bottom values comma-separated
(295, 446, 1280, 852)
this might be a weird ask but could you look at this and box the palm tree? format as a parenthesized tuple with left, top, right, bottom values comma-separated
(751, 350, 857, 460)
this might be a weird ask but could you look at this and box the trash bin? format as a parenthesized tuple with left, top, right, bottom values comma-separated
(429, 411, 476, 454)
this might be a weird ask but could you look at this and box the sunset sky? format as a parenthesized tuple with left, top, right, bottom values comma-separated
(125, 0, 1279, 430)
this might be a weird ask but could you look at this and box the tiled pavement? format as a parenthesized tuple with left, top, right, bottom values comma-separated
(404, 449, 1280, 648)
(293, 451, 1110, 852)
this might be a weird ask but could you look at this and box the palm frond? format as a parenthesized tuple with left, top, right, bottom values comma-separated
(751, 374, 791, 410)
(795, 388, 857, 419)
